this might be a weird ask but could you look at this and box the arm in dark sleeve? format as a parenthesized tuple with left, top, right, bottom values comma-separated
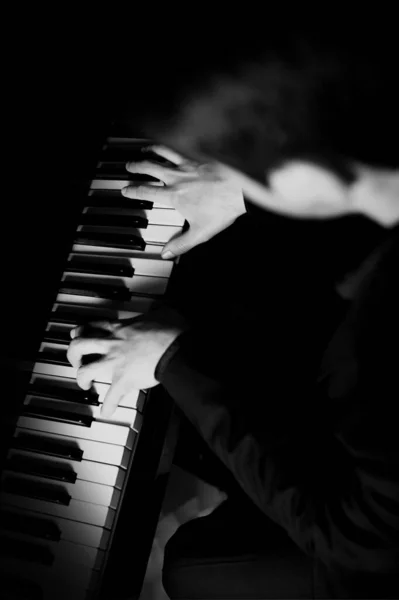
(155, 231, 399, 574)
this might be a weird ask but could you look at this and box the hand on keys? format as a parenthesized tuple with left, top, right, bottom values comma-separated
(123, 145, 246, 259)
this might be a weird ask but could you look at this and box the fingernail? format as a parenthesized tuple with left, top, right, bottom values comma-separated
(161, 250, 173, 260)
(121, 187, 128, 196)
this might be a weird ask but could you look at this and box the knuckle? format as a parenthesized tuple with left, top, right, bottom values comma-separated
(135, 185, 150, 198)
(141, 160, 155, 170)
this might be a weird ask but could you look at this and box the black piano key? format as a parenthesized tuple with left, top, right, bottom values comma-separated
(94, 170, 158, 182)
(98, 162, 140, 175)
(28, 382, 100, 406)
(0, 509, 61, 541)
(6, 455, 77, 484)
(74, 230, 146, 251)
(59, 280, 131, 301)
(22, 404, 93, 427)
(87, 189, 153, 210)
(99, 147, 144, 161)
(96, 163, 133, 177)
(49, 305, 116, 325)
(99, 147, 174, 165)
(96, 162, 171, 179)
(37, 348, 69, 367)
(2, 475, 71, 506)
(0, 534, 54, 565)
(11, 432, 83, 462)
(43, 328, 73, 344)
(80, 213, 148, 229)
(65, 258, 134, 278)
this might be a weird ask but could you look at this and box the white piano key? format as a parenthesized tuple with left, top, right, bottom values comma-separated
(0, 505, 111, 549)
(60, 518, 109, 550)
(13, 428, 134, 468)
(91, 179, 164, 191)
(1, 471, 121, 508)
(60, 272, 169, 296)
(68, 252, 174, 277)
(32, 359, 89, 382)
(82, 206, 185, 226)
(55, 292, 155, 312)
(72, 240, 166, 256)
(24, 394, 141, 427)
(0, 556, 98, 598)
(78, 222, 182, 245)
(7, 448, 126, 488)
(0, 492, 115, 528)
(54, 538, 104, 570)
(29, 374, 145, 411)
(49, 301, 143, 324)
(17, 414, 139, 447)
(71, 459, 125, 488)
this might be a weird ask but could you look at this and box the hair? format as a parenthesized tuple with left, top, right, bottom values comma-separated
(114, 27, 398, 185)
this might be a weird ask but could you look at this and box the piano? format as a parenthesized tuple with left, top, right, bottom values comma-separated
(0, 120, 187, 599)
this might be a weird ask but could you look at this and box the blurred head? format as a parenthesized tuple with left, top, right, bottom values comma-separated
(118, 29, 399, 225)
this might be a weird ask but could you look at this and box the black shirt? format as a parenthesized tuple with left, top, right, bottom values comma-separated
(156, 223, 399, 598)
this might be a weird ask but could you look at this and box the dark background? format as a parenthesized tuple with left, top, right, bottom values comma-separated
(2, 43, 115, 362)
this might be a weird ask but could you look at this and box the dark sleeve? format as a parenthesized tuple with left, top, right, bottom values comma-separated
(155, 232, 399, 574)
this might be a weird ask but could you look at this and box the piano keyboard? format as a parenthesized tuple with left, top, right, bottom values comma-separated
(0, 135, 184, 600)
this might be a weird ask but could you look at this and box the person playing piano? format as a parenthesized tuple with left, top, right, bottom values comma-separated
(66, 29, 399, 599)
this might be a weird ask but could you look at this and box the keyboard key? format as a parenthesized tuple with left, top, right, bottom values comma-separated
(2, 475, 71, 506)
(0, 509, 61, 541)
(11, 431, 83, 461)
(5, 454, 77, 484)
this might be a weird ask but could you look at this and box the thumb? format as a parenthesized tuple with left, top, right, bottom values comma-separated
(101, 376, 129, 418)
(161, 227, 210, 259)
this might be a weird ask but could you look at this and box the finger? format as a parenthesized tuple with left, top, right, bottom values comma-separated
(76, 356, 115, 390)
(121, 184, 174, 206)
(161, 226, 211, 259)
(70, 320, 118, 339)
(67, 338, 113, 368)
(125, 160, 177, 184)
(101, 376, 132, 418)
(146, 145, 186, 166)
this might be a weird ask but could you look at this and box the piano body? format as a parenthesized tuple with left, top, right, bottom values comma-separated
(0, 113, 187, 600)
